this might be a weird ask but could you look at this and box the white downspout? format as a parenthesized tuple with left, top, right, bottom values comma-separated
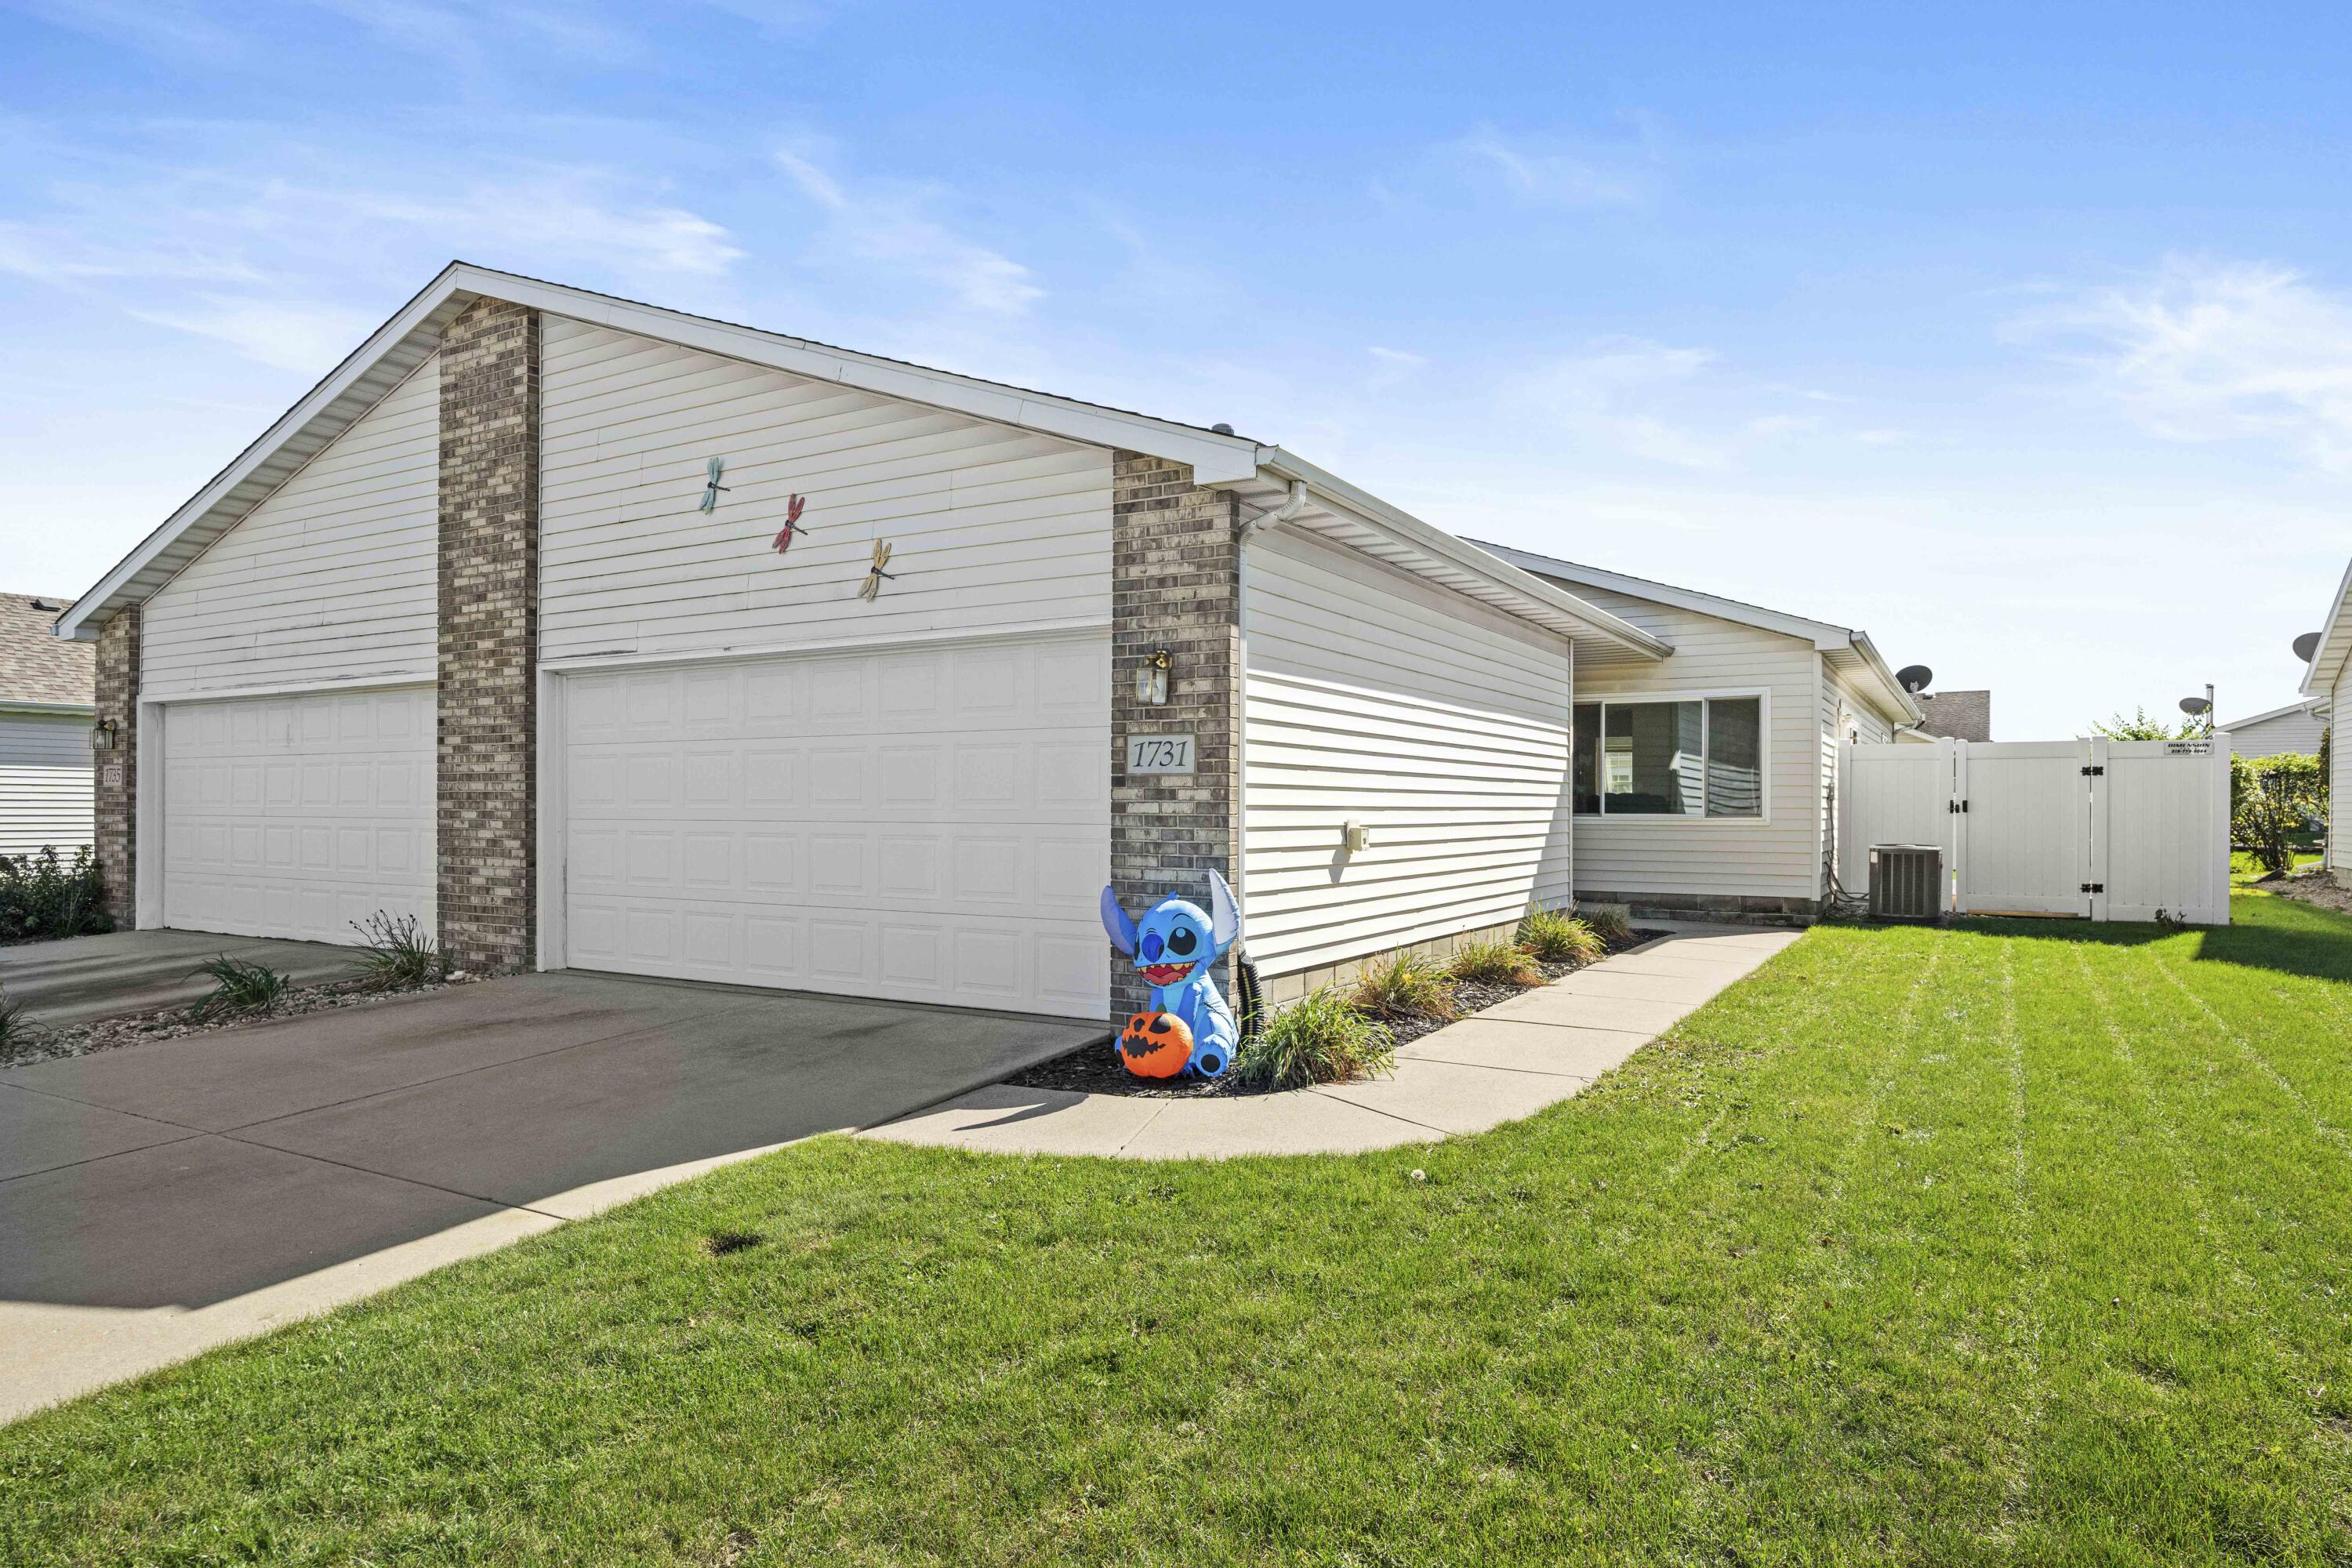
(1232, 477, 1308, 938)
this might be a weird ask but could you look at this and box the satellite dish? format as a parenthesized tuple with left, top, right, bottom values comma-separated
(2180, 696, 2211, 717)
(1894, 664, 1933, 694)
(2295, 631, 2322, 662)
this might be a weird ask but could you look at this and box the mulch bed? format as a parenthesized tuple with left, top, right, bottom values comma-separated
(0, 974, 470, 1071)
(2269, 866, 2352, 916)
(1007, 929, 1668, 1101)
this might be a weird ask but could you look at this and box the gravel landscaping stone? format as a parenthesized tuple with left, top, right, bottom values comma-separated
(0, 973, 474, 1070)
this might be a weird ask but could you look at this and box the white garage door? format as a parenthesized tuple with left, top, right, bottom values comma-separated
(162, 687, 436, 943)
(558, 634, 1111, 1020)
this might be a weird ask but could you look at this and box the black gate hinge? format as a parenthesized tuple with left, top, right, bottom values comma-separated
(2080, 764, 2104, 776)
(2079, 882, 2105, 894)
(1946, 798, 1969, 813)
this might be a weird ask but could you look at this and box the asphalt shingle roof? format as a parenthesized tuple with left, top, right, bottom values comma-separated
(0, 593, 96, 708)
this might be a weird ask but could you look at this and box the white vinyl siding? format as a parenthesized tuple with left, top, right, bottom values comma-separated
(2226, 703, 2327, 760)
(1243, 529, 1573, 982)
(1548, 583, 1823, 902)
(0, 712, 95, 856)
(539, 317, 1111, 666)
(142, 358, 440, 699)
(2334, 673, 2350, 873)
(1822, 662, 1896, 898)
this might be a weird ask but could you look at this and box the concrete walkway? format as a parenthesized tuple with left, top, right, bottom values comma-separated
(0, 928, 368, 1026)
(863, 925, 1802, 1160)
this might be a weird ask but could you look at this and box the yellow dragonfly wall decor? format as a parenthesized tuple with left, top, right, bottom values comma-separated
(858, 539, 899, 601)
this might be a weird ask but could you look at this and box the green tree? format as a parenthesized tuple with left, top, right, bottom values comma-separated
(2092, 706, 2206, 741)
(2231, 752, 2327, 874)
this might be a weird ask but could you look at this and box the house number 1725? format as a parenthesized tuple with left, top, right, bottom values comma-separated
(1125, 734, 1196, 775)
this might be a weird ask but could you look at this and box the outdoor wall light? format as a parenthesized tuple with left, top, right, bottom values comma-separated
(1134, 648, 1171, 706)
(90, 718, 118, 753)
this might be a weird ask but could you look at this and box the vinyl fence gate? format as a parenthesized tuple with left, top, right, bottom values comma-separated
(1837, 735, 2232, 925)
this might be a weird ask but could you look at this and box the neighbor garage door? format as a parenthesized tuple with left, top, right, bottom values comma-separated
(558, 633, 1110, 1019)
(162, 686, 436, 942)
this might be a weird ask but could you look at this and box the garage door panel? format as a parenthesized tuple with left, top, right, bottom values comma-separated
(561, 637, 1109, 1018)
(163, 687, 435, 945)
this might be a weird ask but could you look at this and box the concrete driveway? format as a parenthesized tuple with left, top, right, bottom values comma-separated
(0, 928, 368, 1026)
(0, 968, 1102, 1418)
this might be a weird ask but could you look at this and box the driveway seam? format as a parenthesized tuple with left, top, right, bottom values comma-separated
(0, 1131, 212, 1186)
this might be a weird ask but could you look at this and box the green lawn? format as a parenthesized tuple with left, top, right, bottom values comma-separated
(8, 894, 2352, 1565)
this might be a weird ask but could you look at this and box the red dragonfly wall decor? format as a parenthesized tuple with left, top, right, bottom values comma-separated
(771, 494, 809, 554)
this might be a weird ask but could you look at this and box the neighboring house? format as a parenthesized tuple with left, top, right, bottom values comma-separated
(2218, 696, 2327, 759)
(1472, 545, 1922, 924)
(2303, 557, 2352, 884)
(60, 262, 1679, 1022)
(1914, 688, 1991, 742)
(0, 592, 96, 858)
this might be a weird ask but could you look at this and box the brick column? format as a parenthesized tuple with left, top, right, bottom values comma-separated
(1109, 451, 1242, 1020)
(93, 606, 140, 925)
(437, 298, 541, 974)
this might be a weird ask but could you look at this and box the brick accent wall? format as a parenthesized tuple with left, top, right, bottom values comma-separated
(1109, 451, 1243, 1020)
(93, 606, 140, 925)
(437, 297, 541, 974)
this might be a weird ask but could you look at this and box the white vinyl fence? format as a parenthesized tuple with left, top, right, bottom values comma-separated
(1838, 735, 2232, 926)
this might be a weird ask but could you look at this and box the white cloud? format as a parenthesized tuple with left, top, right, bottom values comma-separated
(129, 297, 380, 371)
(1451, 127, 1646, 207)
(773, 146, 1041, 315)
(1522, 338, 1728, 468)
(2013, 257, 2352, 470)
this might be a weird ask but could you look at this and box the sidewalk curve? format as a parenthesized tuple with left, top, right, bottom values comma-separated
(862, 924, 1802, 1160)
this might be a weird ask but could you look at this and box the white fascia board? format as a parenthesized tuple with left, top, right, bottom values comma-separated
(452, 266, 1262, 484)
(1847, 632, 1927, 725)
(58, 262, 1266, 644)
(2220, 696, 2325, 730)
(1251, 449, 1672, 660)
(57, 265, 466, 641)
(1473, 541, 1853, 648)
(1479, 538, 1922, 720)
(2299, 556, 2352, 696)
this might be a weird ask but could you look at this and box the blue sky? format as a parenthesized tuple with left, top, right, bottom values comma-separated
(5, 2, 2350, 736)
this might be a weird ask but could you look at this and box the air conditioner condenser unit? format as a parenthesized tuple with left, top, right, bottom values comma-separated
(1868, 845, 1944, 924)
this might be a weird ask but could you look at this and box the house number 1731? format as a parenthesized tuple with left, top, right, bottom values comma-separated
(1125, 734, 1196, 775)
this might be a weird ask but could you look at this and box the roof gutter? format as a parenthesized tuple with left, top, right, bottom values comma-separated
(1250, 448, 1672, 661)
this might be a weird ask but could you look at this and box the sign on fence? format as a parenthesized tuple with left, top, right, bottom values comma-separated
(1838, 735, 2231, 926)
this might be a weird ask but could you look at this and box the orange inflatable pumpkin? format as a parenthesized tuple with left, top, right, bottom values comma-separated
(1118, 1010, 1193, 1078)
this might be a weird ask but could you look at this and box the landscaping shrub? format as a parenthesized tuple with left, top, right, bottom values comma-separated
(0, 985, 30, 1053)
(1233, 988, 1395, 1090)
(1447, 938, 1542, 988)
(0, 846, 112, 944)
(1351, 949, 1457, 1021)
(1517, 905, 1604, 964)
(193, 956, 290, 1016)
(1577, 902, 1634, 946)
(2231, 752, 2326, 875)
(351, 910, 442, 990)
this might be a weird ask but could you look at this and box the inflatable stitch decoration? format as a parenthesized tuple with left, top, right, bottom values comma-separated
(1100, 870, 1241, 1079)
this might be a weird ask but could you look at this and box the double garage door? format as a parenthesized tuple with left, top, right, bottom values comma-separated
(557, 634, 1111, 1020)
(156, 637, 1109, 1018)
(161, 686, 436, 943)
